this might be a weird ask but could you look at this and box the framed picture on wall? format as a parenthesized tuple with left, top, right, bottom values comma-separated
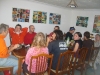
(76, 16, 88, 27)
(12, 8, 30, 22)
(33, 11, 47, 23)
(49, 13, 61, 25)
(92, 15, 100, 33)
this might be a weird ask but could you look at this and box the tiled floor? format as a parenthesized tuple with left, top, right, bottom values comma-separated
(74, 64, 100, 75)
(0, 64, 100, 75)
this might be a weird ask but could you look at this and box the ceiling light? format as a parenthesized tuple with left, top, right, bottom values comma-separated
(67, 0, 78, 8)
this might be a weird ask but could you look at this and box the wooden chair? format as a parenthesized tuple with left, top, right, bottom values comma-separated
(74, 47, 88, 75)
(0, 66, 13, 75)
(26, 54, 53, 75)
(85, 46, 100, 75)
(50, 51, 76, 75)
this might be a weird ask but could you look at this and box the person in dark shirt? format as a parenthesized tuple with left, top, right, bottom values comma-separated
(83, 31, 94, 61)
(47, 30, 67, 70)
(65, 27, 75, 41)
(71, 32, 83, 52)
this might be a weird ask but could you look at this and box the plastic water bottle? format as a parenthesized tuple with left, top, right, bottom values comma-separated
(66, 37, 70, 47)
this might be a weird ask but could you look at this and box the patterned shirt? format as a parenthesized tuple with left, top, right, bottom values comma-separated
(25, 47, 49, 73)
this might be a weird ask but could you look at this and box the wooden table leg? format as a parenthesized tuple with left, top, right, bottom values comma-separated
(18, 58, 23, 75)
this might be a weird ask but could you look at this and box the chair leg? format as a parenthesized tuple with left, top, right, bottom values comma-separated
(72, 70, 74, 75)
(84, 67, 87, 75)
(10, 67, 13, 75)
(92, 64, 96, 75)
(81, 65, 84, 75)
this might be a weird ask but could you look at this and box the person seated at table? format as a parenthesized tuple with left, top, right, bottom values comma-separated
(94, 34, 100, 69)
(94, 34, 100, 47)
(48, 26, 60, 42)
(0, 23, 19, 75)
(24, 25, 36, 45)
(70, 32, 83, 53)
(22, 32, 49, 75)
(65, 27, 75, 41)
(83, 31, 94, 61)
(47, 30, 67, 70)
(9, 24, 28, 45)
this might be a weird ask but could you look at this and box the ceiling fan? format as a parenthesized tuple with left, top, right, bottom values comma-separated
(67, 0, 78, 8)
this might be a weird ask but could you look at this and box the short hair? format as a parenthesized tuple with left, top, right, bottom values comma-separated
(69, 27, 75, 31)
(95, 34, 100, 37)
(75, 32, 82, 37)
(29, 25, 34, 29)
(84, 31, 90, 39)
(53, 30, 63, 40)
(55, 26, 60, 30)
(15, 24, 22, 29)
(0, 23, 9, 34)
(31, 32, 46, 47)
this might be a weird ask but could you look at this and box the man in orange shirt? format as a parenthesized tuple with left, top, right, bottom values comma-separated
(9, 24, 28, 45)
(0, 23, 19, 75)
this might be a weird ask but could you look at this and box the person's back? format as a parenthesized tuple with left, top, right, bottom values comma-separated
(23, 32, 49, 74)
(48, 40, 67, 70)
(83, 31, 94, 61)
(47, 30, 67, 70)
(25, 47, 48, 73)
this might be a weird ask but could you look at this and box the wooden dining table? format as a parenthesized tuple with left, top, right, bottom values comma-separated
(12, 46, 28, 75)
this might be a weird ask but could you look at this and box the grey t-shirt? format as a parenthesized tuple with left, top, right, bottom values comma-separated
(48, 40, 68, 70)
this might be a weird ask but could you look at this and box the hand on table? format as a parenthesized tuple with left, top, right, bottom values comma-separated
(9, 44, 19, 50)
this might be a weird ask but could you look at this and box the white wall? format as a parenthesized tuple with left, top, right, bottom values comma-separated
(1, 0, 100, 46)
(70, 9, 100, 36)
(0, 0, 71, 46)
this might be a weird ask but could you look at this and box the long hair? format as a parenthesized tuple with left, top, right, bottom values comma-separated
(31, 32, 46, 48)
(53, 30, 63, 40)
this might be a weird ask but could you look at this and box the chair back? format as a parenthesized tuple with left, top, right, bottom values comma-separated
(29, 54, 53, 75)
(0, 67, 13, 75)
(56, 51, 76, 75)
(78, 47, 88, 63)
(73, 47, 88, 75)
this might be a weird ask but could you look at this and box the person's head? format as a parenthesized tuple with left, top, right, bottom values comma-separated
(0, 23, 9, 37)
(69, 27, 75, 34)
(29, 25, 35, 33)
(95, 34, 100, 41)
(84, 31, 90, 40)
(73, 32, 82, 40)
(52, 30, 63, 40)
(15, 24, 22, 32)
(31, 32, 46, 47)
(54, 26, 60, 31)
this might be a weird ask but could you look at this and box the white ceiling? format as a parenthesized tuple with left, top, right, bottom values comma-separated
(24, 0, 100, 9)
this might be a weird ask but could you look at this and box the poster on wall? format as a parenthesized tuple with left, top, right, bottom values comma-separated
(76, 16, 88, 27)
(92, 15, 100, 33)
(12, 8, 30, 22)
(49, 13, 61, 24)
(33, 11, 47, 23)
